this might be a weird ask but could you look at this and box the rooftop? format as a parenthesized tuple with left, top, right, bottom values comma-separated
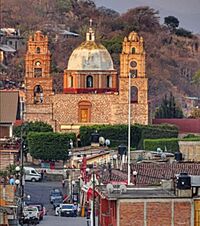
(97, 186, 176, 200)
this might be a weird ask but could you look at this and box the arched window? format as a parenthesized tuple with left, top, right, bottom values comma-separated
(33, 85, 43, 104)
(131, 86, 138, 103)
(131, 47, 136, 54)
(68, 75, 73, 88)
(36, 47, 40, 53)
(86, 75, 93, 88)
(78, 101, 92, 123)
(106, 76, 112, 88)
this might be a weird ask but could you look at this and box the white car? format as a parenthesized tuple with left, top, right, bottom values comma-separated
(24, 167, 41, 182)
(55, 204, 77, 217)
(23, 206, 40, 224)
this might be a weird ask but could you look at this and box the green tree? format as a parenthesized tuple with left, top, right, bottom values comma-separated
(164, 16, 179, 31)
(13, 121, 53, 138)
(28, 132, 76, 161)
(175, 28, 193, 38)
(155, 93, 183, 118)
(13, 121, 53, 158)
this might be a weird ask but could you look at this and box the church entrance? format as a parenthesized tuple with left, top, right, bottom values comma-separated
(78, 101, 92, 123)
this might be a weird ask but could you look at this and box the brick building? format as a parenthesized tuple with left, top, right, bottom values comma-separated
(24, 24, 148, 132)
(97, 186, 199, 226)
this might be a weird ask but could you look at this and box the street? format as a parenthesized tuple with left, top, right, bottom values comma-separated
(24, 181, 88, 226)
(39, 216, 87, 226)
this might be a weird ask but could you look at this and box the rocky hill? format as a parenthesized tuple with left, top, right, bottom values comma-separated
(1, 0, 200, 112)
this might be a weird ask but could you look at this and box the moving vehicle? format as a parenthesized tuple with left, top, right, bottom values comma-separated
(24, 167, 41, 182)
(56, 204, 77, 217)
(27, 202, 45, 220)
(50, 188, 63, 204)
(23, 206, 40, 224)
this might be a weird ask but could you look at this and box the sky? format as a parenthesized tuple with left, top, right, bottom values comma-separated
(94, 0, 200, 34)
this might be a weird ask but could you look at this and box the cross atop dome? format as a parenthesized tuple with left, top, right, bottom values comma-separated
(89, 18, 93, 27)
(86, 18, 95, 41)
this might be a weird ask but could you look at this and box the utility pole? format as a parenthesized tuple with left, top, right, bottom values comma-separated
(92, 171, 95, 226)
(128, 72, 131, 185)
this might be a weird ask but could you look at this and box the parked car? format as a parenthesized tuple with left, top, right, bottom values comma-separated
(27, 202, 45, 220)
(50, 188, 63, 204)
(23, 206, 40, 224)
(24, 167, 41, 182)
(56, 204, 77, 217)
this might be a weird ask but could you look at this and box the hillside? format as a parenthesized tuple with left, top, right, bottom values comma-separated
(1, 0, 200, 111)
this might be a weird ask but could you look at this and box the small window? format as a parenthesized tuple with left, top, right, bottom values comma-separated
(131, 47, 136, 54)
(9, 41, 13, 45)
(86, 75, 93, 88)
(106, 76, 112, 88)
(131, 86, 138, 103)
(31, 170, 36, 174)
(68, 75, 73, 88)
(36, 47, 40, 53)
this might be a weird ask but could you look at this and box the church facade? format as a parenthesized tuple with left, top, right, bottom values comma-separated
(24, 26, 148, 132)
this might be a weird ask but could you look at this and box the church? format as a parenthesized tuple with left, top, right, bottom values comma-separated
(24, 23, 148, 133)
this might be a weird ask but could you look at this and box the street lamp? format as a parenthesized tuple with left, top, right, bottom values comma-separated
(71, 180, 75, 202)
(15, 165, 24, 225)
(133, 171, 137, 185)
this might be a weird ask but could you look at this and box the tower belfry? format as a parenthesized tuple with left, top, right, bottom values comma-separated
(118, 31, 148, 124)
(24, 31, 53, 123)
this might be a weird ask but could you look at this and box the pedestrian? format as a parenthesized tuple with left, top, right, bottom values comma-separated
(43, 170, 47, 181)
(62, 179, 65, 188)
(40, 169, 44, 181)
(9, 176, 15, 185)
(73, 202, 78, 216)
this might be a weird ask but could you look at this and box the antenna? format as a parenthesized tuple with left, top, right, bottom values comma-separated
(119, 184, 127, 194)
(106, 183, 114, 194)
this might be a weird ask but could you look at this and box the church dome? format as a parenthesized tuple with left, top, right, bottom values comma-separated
(67, 23, 114, 71)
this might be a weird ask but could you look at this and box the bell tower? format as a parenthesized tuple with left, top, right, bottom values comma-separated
(24, 31, 53, 123)
(118, 31, 148, 124)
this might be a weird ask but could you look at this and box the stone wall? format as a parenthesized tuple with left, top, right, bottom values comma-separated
(119, 199, 192, 226)
(179, 141, 200, 161)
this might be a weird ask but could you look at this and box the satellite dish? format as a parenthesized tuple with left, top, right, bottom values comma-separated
(105, 139, 110, 146)
(106, 183, 114, 194)
(99, 137, 105, 145)
(119, 184, 127, 194)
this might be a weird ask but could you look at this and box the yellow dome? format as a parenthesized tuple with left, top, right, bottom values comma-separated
(67, 41, 114, 71)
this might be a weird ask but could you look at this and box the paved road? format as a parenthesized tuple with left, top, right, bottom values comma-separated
(24, 181, 88, 226)
(39, 216, 88, 226)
